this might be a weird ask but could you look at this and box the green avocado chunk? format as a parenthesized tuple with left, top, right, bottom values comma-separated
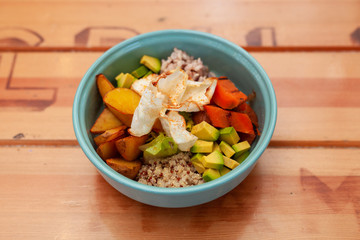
(235, 150, 250, 164)
(140, 55, 161, 73)
(191, 121, 219, 141)
(219, 127, 240, 145)
(116, 73, 137, 88)
(220, 166, 231, 176)
(203, 150, 224, 170)
(190, 140, 213, 153)
(192, 161, 205, 174)
(141, 133, 178, 160)
(222, 155, 240, 169)
(232, 141, 251, 159)
(131, 65, 149, 78)
(219, 141, 235, 158)
(202, 168, 221, 182)
(143, 70, 153, 78)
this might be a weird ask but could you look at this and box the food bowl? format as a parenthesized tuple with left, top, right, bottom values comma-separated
(72, 29, 277, 208)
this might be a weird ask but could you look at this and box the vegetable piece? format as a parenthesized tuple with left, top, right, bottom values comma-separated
(222, 155, 240, 169)
(142, 134, 178, 161)
(202, 151, 224, 170)
(117, 73, 137, 89)
(96, 140, 119, 160)
(140, 55, 161, 73)
(191, 121, 219, 141)
(235, 151, 250, 164)
(106, 158, 142, 179)
(213, 142, 221, 152)
(131, 65, 149, 78)
(230, 112, 254, 134)
(192, 111, 211, 125)
(190, 140, 213, 153)
(90, 108, 123, 134)
(220, 167, 231, 176)
(103, 88, 141, 127)
(115, 135, 148, 161)
(232, 141, 251, 159)
(93, 126, 127, 146)
(191, 153, 205, 164)
(192, 162, 205, 174)
(204, 105, 231, 128)
(212, 78, 248, 109)
(202, 168, 221, 182)
(96, 74, 115, 98)
(219, 127, 240, 145)
(219, 141, 235, 158)
(235, 102, 259, 127)
(143, 70, 153, 78)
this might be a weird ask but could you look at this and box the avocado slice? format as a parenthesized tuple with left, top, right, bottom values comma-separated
(219, 127, 240, 145)
(140, 55, 161, 73)
(222, 155, 240, 169)
(117, 73, 137, 88)
(131, 65, 149, 78)
(213, 142, 221, 152)
(219, 141, 235, 158)
(232, 141, 251, 159)
(143, 70, 153, 78)
(220, 166, 231, 176)
(190, 140, 213, 153)
(191, 121, 219, 141)
(142, 134, 178, 160)
(191, 153, 204, 164)
(203, 150, 224, 170)
(235, 150, 250, 164)
(202, 168, 221, 182)
(192, 161, 205, 174)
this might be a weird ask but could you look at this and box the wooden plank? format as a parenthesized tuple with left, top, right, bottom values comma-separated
(1, 52, 360, 143)
(0, 0, 360, 48)
(0, 146, 359, 239)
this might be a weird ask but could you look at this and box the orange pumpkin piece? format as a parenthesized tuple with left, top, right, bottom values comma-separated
(96, 140, 120, 160)
(93, 126, 127, 146)
(192, 111, 211, 125)
(235, 102, 259, 127)
(204, 105, 231, 128)
(90, 108, 123, 134)
(115, 135, 148, 161)
(230, 112, 254, 134)
(212, 78, 248, 110)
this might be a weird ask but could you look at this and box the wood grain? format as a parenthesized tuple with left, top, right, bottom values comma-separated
(0, 0, 360, 48)
(1, 52, 360, 144)
(0, 146, 359, 239)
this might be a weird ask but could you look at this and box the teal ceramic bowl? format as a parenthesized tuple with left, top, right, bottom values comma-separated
(73, 29, 277, 208)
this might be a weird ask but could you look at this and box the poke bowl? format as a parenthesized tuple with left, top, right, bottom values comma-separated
(72, 29, 277, 208)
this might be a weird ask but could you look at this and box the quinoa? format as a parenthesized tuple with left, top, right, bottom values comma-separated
(161, 48, 215, 81)
(136, 152, 204, 188)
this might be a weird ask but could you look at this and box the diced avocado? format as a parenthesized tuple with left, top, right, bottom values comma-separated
(220, 166, 231, 176)
(202, 168, 221, 182)
(191, 121, 219, 141)
(140, 55, 161, 73)
(143, 70, 153, 78)
(192, 161, 205, 174)
(219, 141, 235, 158)
(117, 73, 137, 88)
(190, 140, 213, 153)
(235, 151, 250, 164)
(142, 133, 178, 160)
(213, 142, 221, 152)
(115, 72, 124, 81)
(232, 141, 251, 159)
(191, 153, 204, 164)
(219, 127, 240, 145)
(222, 155, 240, 169)
(131, 65, 149, 78)
(203, 151, 224, 170)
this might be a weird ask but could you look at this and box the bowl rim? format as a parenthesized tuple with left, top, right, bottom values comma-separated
(73, 29, 277, 195)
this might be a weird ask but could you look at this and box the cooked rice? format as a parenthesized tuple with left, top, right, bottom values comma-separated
(161, 48, 215, 81)
(136, 152, 204, 188)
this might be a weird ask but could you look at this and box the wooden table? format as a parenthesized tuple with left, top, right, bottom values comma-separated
(1, 0, 359, 239)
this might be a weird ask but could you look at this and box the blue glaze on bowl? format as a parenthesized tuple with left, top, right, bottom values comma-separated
(73, 29, 277, 208)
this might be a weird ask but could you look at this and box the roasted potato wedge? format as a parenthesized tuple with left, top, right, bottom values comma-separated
(106, 158, 142, 179)
(96, 140, 119, 160)
(103, 88, 140, 127)
(93, 126, 127, 146)
(96, 73, 115, 98)
(90, 108, 123, 134)
(115, 135, 148, 161)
